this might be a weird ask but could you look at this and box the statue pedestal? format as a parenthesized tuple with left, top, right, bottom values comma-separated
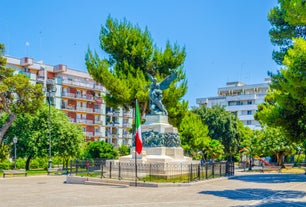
(119, 147, 191, 163)
(141, 115, 178, 133)
(119, 114, 191, 164)
(118, 114, 192, 178)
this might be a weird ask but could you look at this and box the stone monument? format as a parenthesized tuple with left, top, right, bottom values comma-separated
(119, 72, 191, 164)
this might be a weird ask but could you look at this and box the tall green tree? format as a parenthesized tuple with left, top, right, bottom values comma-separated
(86, 17, 187, 127)
(262, 126, 296, 166)
(193, 105, 245, 159)
(179, 111, 210, 157)
(0, 43, 44, 143)
(268, 0, 306, 64)
(240, 130, 265, 159)
(255, 38, 306, 142)
(4, 104, 84, 170)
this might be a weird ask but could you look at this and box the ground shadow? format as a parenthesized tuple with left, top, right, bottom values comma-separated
(235, 200, 306, 207)
(199, 188, 305, 201)
(229, 174, 306, 184)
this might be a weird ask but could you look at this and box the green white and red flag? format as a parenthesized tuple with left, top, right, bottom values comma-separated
(135, 99, 142, 154)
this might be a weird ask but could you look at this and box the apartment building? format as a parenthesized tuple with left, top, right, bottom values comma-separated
(5, 56, 133, 146)
(196, 80, 270, 130)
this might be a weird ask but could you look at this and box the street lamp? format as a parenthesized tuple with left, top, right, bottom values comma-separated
(46, 79, 57, 169)
(13, 136, 17, 169)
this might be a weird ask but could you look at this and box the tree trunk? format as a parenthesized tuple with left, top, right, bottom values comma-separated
(0, 113, 16, 144)
(142, 101, 148, 117)
(276, 152, 284, 166)
(25, 154, 33, 170)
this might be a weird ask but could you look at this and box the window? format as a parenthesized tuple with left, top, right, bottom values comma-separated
(247, 120, 252, 125)
(76, 90, 81, 97)
(247, 100, 253, 105)
(62, 87, 68, 95)
(61, 100, 67, 108)
(247, 110, 252, 115)
(236, 101, 243, 105)
(82, 127, 86, 132)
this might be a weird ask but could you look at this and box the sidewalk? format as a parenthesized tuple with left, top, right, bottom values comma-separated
(0, 173, 305, 207)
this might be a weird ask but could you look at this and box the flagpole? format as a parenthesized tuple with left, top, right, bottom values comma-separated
(134, 99, 137, 187)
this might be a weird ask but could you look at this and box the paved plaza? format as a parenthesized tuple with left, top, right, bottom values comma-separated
(0, 173, 305, 207)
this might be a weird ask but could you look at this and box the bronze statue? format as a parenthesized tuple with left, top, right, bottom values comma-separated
(147, 72, 177, 115)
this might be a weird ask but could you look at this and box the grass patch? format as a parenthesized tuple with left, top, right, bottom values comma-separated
(280, 168, 305, 174)
(27, 169, 48, 176)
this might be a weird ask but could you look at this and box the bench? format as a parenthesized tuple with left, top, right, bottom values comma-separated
(284, 163, 294, 169)
(2, 169, 27, 178)
(261, 166, 281, 173)
(47, 168, 68, 175)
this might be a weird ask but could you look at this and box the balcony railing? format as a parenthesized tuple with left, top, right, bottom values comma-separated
(76, 119, 87, 124)
(62, 92, 95, 101)
(94, 132, 102, 136)
(62, 92, 76, 98)
(94, 120, 102, 124)
(69, 118, 75, 123)
(61, 79, 106, 92)
(86, 132, 94, 137)
(86, 120, 94, 124)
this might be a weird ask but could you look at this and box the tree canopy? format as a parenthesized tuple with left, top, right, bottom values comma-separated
(193, 105, 245, 159)
(0, 43, 44, 143)
(255, 38, 306, 142)
(261, 126, 297, 166)
(268, 0, 306, 64)
(179, 111, 210, 157)
(4, 104, 84, 169)
(86, 17, 188, 127)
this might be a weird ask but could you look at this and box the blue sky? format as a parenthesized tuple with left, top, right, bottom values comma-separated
(1, 0, 279, 107)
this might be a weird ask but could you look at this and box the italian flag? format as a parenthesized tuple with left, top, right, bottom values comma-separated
(135, 100, 142, 154)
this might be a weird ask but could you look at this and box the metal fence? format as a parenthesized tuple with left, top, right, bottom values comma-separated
(69, 159, 234, 182)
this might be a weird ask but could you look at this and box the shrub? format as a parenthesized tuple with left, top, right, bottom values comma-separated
(0, 160, 11, 170)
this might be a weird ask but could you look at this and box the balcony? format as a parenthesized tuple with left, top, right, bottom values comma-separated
(76, 119, 87, 124)
(94, 120, 102, 124)
(62, 105, 75, 111)
(69, 118, 76, 123)
(61, 79, 104, 91)
(226, 94, 257, 102)
(86, 132, 94, 137)
(225, 105, 257, 112)
(62, 92, 75, 98)
(76, 107, 87, 112)
(238, 115, 255, 121)
(94, 109, 102, 113)
(123, 134, 132, 139)
(86, 120, 94, 124)
(62, 92, 95, 101)
(94, 132, 102, 137)
(123, 123, 131, 128)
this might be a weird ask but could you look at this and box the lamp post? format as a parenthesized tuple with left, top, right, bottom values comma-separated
(46, 79, 57, 169)
(13, 136, 17, 169)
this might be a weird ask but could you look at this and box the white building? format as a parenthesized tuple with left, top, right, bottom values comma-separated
(5, 55, 133, 146)
(196, 80, 270, 130)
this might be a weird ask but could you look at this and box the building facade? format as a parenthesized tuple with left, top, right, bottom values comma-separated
(5, 56, 133, 146)
(196, 80, 270, 130)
